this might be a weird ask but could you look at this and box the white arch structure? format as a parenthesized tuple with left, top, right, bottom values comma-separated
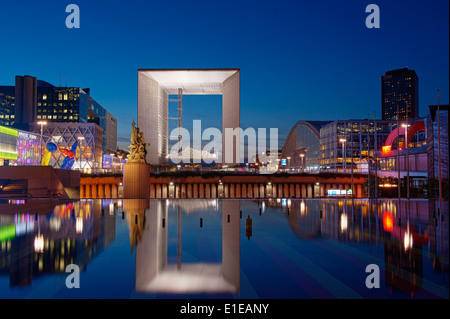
(138, 69, 240, 165)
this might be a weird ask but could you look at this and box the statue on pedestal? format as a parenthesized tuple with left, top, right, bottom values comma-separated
(128, 120, 150, 163)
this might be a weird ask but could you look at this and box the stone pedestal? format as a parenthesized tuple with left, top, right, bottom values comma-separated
(123, 161, 150, 198)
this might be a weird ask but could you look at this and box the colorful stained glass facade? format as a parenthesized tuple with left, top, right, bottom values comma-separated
(0, 125, 40, 166)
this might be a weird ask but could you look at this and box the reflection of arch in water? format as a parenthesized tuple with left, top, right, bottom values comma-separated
(134, 199, 240, 294)
(166, 198, 219, 213)
(285, 200, 322, 239)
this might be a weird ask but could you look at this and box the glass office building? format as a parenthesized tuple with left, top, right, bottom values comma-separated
(427, 104, 449, 180)
(0, 78, 117, 155)
(320, 119, 399, 173)
(382, 68, 419, 120)
(281, 121, 331, 172)
(36, 81, 117, 155)
(0, 86, 15, 127)
(0, 125, 40, 166)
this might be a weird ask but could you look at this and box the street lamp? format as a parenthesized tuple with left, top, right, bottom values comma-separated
(78, 136, 85, 171)
(300, 153, 305, 173)
(402, 123, 410, 199)
(37, 121, 47, 165)
(340, 138, 347, 173)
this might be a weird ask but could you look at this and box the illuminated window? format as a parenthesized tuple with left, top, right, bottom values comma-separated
(58, 93, 62, 100)
(64, 93, 68, 100)
(43, 94, 47, 100)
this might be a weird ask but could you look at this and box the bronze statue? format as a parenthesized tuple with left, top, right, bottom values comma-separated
(128, 120, 150, 163)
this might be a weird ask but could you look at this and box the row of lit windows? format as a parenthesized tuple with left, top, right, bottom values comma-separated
(38, 102, 77, 107)
(40, 92, 79, 101)
(37, 115, 78, 120)
(41, 93, 69, 100)
(0, 114, 14, 119)
(38, 109, 75, 114)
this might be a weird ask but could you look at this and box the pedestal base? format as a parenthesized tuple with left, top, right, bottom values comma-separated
(123, 162, 150, 198)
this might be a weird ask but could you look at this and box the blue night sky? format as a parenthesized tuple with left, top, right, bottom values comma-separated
(0, 0, 448, 149)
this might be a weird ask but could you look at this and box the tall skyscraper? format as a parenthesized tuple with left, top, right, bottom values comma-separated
(382, 68, 419, 120)
(14, 75, 37, 131)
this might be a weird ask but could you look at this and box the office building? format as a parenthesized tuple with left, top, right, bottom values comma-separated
(0, 86, 15, 127)
(320, 119, 399, 173)
(382, 68, 419, 120)
(0, 76, 117, 155)
(427, 104, 449, 180)
(281, 121, 331, 172)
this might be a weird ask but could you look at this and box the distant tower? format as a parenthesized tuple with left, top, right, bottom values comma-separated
(382, 68, 418, 120)
(14, 75, 37, 130)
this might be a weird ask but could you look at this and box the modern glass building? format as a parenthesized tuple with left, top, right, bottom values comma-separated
(281, 121, 331, 172)
(0, 77, 117, 155)
(29, 122, 103, 173)
(382, 68, 419, 120)
(0, 125, 40, 166)
(35, 81, 117, 155)
(0, 86, 15, 127)
(427, 104, 449, 180)
(320, 119, 399, 173)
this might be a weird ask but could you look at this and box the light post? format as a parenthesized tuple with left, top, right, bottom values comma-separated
(350, 132, 354, 197)
(437, 89, 443, 221)
(300, 153, 305, 173)
(78, 136, 85, 171)
(340, 138, 347, 174)
(402, 123, 410, 199)
(37, 121, 47, 165)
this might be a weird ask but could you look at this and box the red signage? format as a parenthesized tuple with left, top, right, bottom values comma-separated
(382, 145, 391, 156)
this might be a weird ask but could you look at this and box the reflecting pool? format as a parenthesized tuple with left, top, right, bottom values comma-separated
(0, 198, 448, 299)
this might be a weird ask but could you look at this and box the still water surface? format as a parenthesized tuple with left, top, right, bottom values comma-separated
(0, 198, 448, 299)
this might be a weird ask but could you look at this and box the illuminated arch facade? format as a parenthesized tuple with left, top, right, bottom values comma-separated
(138, 69, 240, 165)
